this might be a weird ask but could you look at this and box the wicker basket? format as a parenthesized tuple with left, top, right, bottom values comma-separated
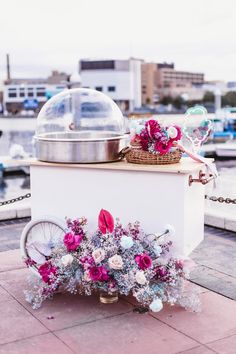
(125, 143, 182, 165)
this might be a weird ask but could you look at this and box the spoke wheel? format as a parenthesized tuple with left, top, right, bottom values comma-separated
(20, 217, 66, 275)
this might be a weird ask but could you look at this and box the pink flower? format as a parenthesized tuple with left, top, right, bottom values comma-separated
(135, 253, 152, 270)
(175, 259, 184, 270)
(145, 120, 160, 139)
(64, 232, 83, 251)
(168, 125, 182, 141)
(92, 248, 106, 264)
(89, 266, 110, 282)
(80, 256, 95, 268)
(154, 140, 172, 155)
(108, 280, 117, 291)
(98, 209, 114, 234)
(38, 262, 57, 284)
(156, 267, 169, 279)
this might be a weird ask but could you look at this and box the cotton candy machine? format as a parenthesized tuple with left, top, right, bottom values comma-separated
(35, 88, 127, 163)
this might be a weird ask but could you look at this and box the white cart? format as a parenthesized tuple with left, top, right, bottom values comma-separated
(29, 157, 214, 257)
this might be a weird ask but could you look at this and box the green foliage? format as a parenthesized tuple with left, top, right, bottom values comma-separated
(222, 91, 236, 107)
(172, 96, 184, 109)
(160, 96, 173, 105)
(203, 91, 214, 103)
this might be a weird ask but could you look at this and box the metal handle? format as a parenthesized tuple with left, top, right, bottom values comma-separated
(118, 146, 131, 160)
(189, 170, 214, 186)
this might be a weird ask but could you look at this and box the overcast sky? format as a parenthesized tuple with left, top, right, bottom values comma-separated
(0, 0, 235, 82)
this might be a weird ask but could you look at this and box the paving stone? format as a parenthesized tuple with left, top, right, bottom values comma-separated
(0, 249, 24, 272)
(0, 220, 28, 252)
(25, 293, 133, 332)
(0, 268, 34, 304)
(152, 291, 236, 344)
(189, 226, 236, 299)
(56, 312, 198, 354)
(178, 345, 216, 353)
(0, 285, 12, 302)
(0, 299, 48, 345)
(0, 333, 73, 354)
(207, 334, 236, 354)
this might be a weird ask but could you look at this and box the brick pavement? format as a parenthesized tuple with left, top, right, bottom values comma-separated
(0, 221, 236, 353)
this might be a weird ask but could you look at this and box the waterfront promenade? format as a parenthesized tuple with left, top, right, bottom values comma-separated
(0, 219, 236, 353)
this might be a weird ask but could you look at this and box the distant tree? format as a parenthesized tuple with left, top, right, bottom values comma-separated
(160, 96, 173, 105)
(222, 91, 236, 107)
(172, 96, 184, 109)
(186, 99, 201, 107)
(203, 91, 214, 103)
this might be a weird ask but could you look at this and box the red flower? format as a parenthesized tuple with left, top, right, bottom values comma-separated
(154, 140, 172, 155)
(38, 262, 57, 284)
(135, 253, 152, 270)
(98, 209, 114, 234)
(64, 232, 83, 251)
(140, 138, 149, 151)
(89, 266, 109, 281)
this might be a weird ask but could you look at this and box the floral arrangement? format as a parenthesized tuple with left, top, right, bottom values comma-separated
(131, 119, 182, 155)
(24, 209, 200, 312)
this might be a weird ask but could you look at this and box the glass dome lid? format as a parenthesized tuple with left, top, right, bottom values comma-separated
(35, 88, 127, 163)
(36, 88, 126, 140)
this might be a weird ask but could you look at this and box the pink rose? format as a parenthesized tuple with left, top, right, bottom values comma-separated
(108, 254, 123, 270)
(64, 232, 83, 251)
(89, 266, 109, 282)
(156, 267, 169, 279)
(38, 262, 57, 284)
(92, 248, 106, 264)
(135, 253, 152, 270)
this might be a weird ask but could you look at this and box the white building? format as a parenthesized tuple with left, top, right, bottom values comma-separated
(3, 71, 71, 114)
(79, 58, 142, 112)
(3, 81, 66, 114)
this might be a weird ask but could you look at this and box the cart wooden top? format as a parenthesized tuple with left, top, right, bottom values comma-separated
(28, 157, 214, 175)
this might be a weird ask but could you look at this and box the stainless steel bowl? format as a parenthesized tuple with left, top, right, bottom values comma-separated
(35, 131, 128, 163)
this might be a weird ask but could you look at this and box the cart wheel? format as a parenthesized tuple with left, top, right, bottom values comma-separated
(20, 217, 66, 275)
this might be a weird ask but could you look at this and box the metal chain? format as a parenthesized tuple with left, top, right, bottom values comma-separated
(205, 195, 236, 204)
(0, 193, 31, 207)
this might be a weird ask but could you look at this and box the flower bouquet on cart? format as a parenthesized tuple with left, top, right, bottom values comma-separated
(24, 209, 200, 313)
(126, 119, 182, 165)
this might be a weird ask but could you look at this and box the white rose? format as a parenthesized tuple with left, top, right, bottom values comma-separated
(108, 254, 123, 270)
(167, 126, 178, 139)
(135, 271, 147, 285)
(92, 248, 105, 264)
(149, 298, 163, 312)
(61, 254, 74, 266)
(120, 235, 134, 249)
